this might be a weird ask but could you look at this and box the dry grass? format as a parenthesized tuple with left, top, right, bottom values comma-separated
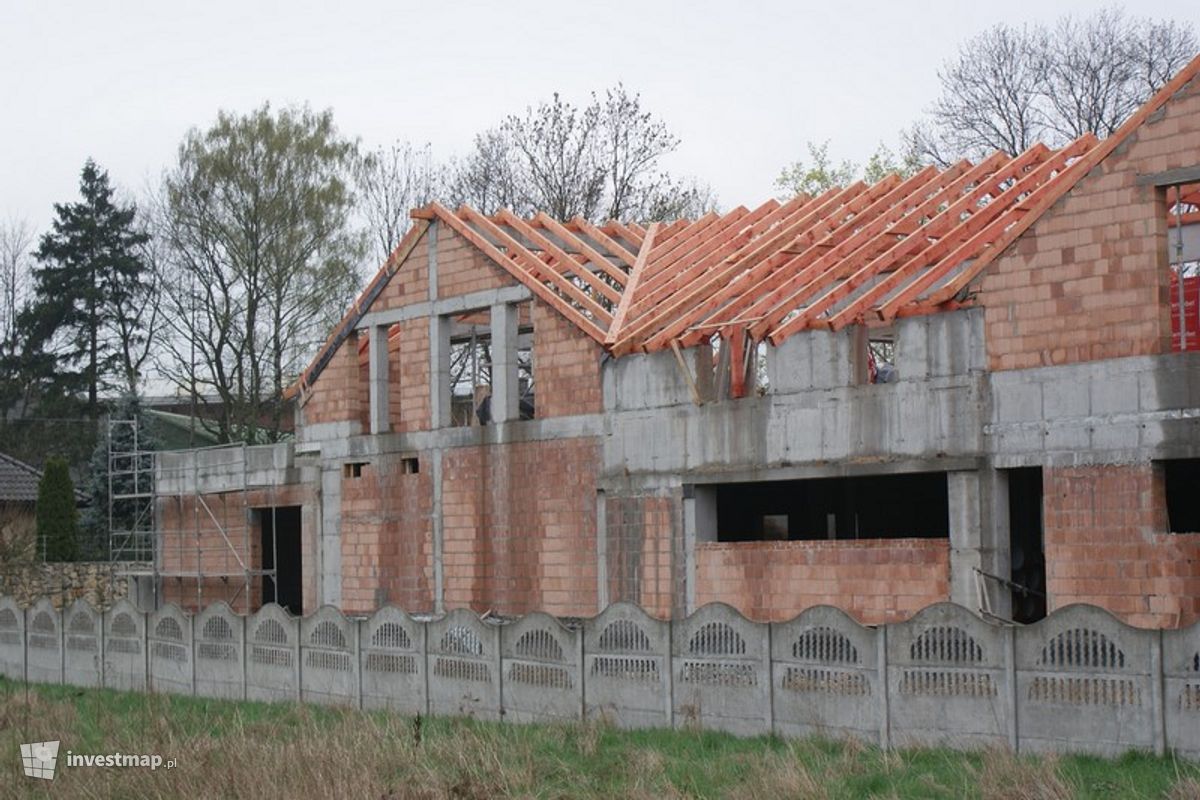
(2, 680, 1199, 799)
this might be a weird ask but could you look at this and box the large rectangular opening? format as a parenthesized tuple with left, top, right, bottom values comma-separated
(260, 506, 302, 615)
(712, 472, 949, 542)
(1166, 181, 1200, 351)
(1162, 458, 1200, 533)
(1005, 467, 1046, 624)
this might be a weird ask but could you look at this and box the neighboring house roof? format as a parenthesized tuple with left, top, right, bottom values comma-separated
(0, 451, 44, 503)
(289, 52, 1200, 400)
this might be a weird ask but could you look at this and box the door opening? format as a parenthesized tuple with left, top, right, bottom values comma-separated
(260, 506, 302, 615)
(1006, 468, 1046, 623)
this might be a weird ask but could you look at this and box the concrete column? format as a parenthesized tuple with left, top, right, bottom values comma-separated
(490, 302, 519, 423)
(368, 324, 390, 434)
(430, 315, 451, 429)
(319, 466, 342, 607)
(432, 449, 444, 613)
(947, 469, 1012, 619)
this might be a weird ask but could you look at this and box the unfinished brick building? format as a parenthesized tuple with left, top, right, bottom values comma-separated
(155, 55, 1200, 629)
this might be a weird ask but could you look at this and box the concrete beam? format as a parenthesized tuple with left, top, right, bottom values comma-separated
(359, 285, 532, 330)
(430, 315, 451, 429)
(490, 302, 519, 423)
(368, 324, 390, 435)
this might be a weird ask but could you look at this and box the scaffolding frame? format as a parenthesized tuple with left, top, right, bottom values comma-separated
(109, 417, 281, 611)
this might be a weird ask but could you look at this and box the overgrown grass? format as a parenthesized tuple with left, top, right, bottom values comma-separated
(1, 677, 1198, 798)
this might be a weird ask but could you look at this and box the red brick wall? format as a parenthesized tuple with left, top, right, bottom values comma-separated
(392, 318, 429, 431)
(1044, 463, 1200, 628)
(980, 73, 1200, 370)
(340, 457, 434, 616)
(159, 484, 314, 613)
(303, 331, 362, 427)
(435, 222, 512, 300)
(604, 493, 680, 618)
(533, 300, 604, 418)
(376, 235, 429, 312)
(694, 539, 951, 624)
(441, 437, 600, 617)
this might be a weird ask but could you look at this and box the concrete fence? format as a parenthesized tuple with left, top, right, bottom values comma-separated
(2, 595, 1199, 758)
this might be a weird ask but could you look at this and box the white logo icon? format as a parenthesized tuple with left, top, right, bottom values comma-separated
(20, 740, 60, 780)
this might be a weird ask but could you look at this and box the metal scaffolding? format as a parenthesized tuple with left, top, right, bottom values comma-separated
(108, 418, 279, 610)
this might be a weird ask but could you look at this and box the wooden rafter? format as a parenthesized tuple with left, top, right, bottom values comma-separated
(605, 223, 660, 346)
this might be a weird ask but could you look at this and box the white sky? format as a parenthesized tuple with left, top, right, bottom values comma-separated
(3, 0, 1198, 231)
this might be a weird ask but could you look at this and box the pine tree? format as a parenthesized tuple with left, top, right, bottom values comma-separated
(80, 394, 158, 560)
(37, 457, 80, 562)
(25, 160, 152, 415)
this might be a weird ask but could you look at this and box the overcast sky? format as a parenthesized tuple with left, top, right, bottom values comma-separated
(3, 0, 1198, 231)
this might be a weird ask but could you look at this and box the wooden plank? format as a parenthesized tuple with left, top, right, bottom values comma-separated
(532, 213, 630, 285)
(643, 176, 914, 352)
(610, 187, 861, 355)
(916, 52, 1200, 310)
(670, 338, 703, 406)
(429, 203, 608, 342)
(734, 156, 1005, 340)
(605, 223, 660, 345)
(497, 210, 622, 306)
(875, 134, 1098, 319)
(668, 166, 951, 348)
(762, 145, 1053, 339)
(565, 216, 639, 270)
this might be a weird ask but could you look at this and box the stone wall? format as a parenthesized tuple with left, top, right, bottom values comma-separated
(0, 561, 146, 609)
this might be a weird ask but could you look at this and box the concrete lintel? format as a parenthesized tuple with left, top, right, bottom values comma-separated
(666, 456, 983, 487)
(1136, 165, 1200, 186)
(342, 412, 607, 459)
(360, 285, 532, 329)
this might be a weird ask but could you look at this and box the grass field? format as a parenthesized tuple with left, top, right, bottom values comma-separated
(2, 678, 1199, 799)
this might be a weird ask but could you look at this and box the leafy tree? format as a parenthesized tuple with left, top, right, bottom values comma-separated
(25, 160, 154, 412)
(449, 85, 715, 222)
(912, 9, 1196, 162)
(80, 394, 158, 560)
(156, 104, 364, 443)
(36, 457, 79, 562)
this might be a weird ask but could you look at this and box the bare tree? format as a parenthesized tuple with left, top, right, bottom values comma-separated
(357, 141, 444, 266)
(0, 217, 34, 359)
(914, 10, 1197, 162)
(449, 84, 715, 222)
(155, 104, 364, 443)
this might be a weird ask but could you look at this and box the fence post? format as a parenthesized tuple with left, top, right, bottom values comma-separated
(665, 618, 674, 728)
(1153, 628, 1166, 757)
(877, 625, 889, 750)
(764, 622, 774, 736)
(575, 621, 585, 723)
(355, 617, 364, 711)
(421, 619, 432, 718)
(188, 610, 197, 698)
(1005, 624, 1018, 752)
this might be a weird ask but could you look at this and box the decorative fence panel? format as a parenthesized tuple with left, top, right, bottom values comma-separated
(360, 607, 426, 714)
(426, 609, 501, 721)
(887, 602, 1012, 749)
(104, 598, 147, 692)
(500, 612, 582, 724)
(194, 602, 244, 700)
(771, 606, 882, 743)
(25, 598, 61, 684)
(246, 605, 299, 703)
(672, 603, 771, 736)
(64, 599, 102, 688)
(0, 595, 23, 681)
(583, 603, 672, 729)
(1016, 605, 1160, 756)
(3, 594, 1200, 758)
(1164, 623, 1200, 760)
(149, 604, 193, 695)
(300, 606, 358, 707)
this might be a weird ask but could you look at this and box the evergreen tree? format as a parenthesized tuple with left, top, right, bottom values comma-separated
(36, 457, 80, 562)
(80, 394, 158, 560)
(25, 160, 152, 415)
